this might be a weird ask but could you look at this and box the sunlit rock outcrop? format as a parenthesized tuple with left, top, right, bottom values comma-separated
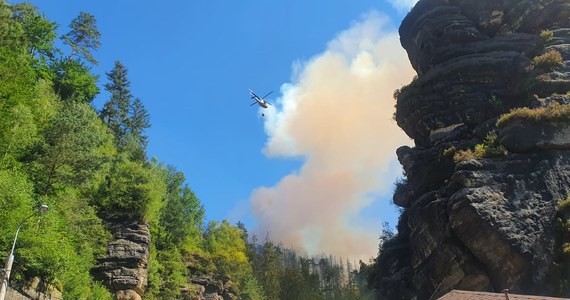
(93, 218, 150, 300)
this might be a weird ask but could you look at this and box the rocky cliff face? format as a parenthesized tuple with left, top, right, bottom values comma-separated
(375, 0, 570, 299)
(182, 253, 239, 300)
(93, 219, 150, 300)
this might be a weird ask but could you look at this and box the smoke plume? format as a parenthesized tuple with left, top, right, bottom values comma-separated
(250, 12, 415, 260)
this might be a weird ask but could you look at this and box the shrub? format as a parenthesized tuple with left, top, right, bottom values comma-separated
(474, 133, 507, 158)
(563, 242, 570, 255)
(532, 50, 563, 69)
(453, 149, 476, 162)
(555, 196, 570, 295)
(540, 29, 554, 42)
(497, 102, 570, 128)
(453, 133, 506, 162)
(394, 177, 407, 194)
(99, 157, 166, 222)
(393, 88, 401, 99)
(559, 197, 570, 214)
(536, 73, 551, 81)
(489, 94, 502, 108)
(443, 146, 457, 157)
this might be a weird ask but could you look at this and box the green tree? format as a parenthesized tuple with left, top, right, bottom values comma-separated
(158, 165, 204, 248)
(203, 220, 263, 298)
(204, 220, 250, 277)
(0, 1, 26, 51)
(0, 79, 58, 169)
(98, 156, 166, 222)
(0, 171, 111, 298)
(0, 104, 37, 168)
(280, 264, 304, 300)
(298, 257, 323, 299)
(259, 237, 282, 300)
(240, 272, 264, 300)
(61, 12, 100, 64)
(128, 97, 150, 149)
(150, 246, 187, 299)
(16, 197, 106, 298)
(51, 59, 99, 103)
(0, 170, 36, 257)
(0, 47, 38, 168)
(30, 101, 113, 195)
(100, 61, 150, 161)
(100, 61, 130, 141)
(0, 37, 36, 111)
(11, 2, 57, 59)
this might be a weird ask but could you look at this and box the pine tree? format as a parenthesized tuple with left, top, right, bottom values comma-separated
(260, 237, 282, 300)
(32, 101, 112, 196)
(100, 61, 150, 160)
(128, 97, 150, 148)
(61, 12, 100, 65)
(100, 61, 130, 141)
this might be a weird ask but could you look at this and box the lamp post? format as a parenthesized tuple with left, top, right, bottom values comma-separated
(0, 204, 48, 300)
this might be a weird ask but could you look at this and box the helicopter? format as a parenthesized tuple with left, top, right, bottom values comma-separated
(249, 89, 273, 116)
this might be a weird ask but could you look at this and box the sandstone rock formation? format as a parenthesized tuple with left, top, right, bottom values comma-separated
(181, 253, 239, 300)
(374, 0, 570, 299)
(182, 275, 238, 300)
(7, 278, 62, 300)
(93, 219, 150, 300)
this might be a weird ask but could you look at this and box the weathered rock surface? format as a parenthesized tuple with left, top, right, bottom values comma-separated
(181, 275, 238, 300)
(374, 0, 570, 299)
(93, 219, 150, 300)
(499, 120, 570, 152)
(8, 278, 62, 300)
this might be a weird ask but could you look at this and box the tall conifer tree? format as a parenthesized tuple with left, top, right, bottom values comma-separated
(100, 61, 150, 161)
(129, 97, 150, 149)
(100, 60, 131, 143)
(61, 12, 100, 65)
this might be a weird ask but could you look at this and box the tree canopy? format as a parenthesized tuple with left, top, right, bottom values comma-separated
(61, 11, 100, 65)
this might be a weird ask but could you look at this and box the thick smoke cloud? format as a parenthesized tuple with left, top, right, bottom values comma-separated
(250, 12, 415, 260)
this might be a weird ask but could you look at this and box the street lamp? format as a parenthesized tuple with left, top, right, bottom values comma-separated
(0, 204, 49, 300)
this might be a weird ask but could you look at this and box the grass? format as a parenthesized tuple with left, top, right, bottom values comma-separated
(497, 103, 570, 128)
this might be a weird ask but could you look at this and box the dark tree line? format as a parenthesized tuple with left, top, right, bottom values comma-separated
(239, 227, 375, 300)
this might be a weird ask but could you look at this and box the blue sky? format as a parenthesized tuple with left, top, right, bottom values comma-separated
(24, 0, 418, 259)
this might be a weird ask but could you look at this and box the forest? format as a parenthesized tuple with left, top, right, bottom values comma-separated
(0, 2, 381, 299)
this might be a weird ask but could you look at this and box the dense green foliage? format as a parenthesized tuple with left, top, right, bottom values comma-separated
(0, 1, 167, 297)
